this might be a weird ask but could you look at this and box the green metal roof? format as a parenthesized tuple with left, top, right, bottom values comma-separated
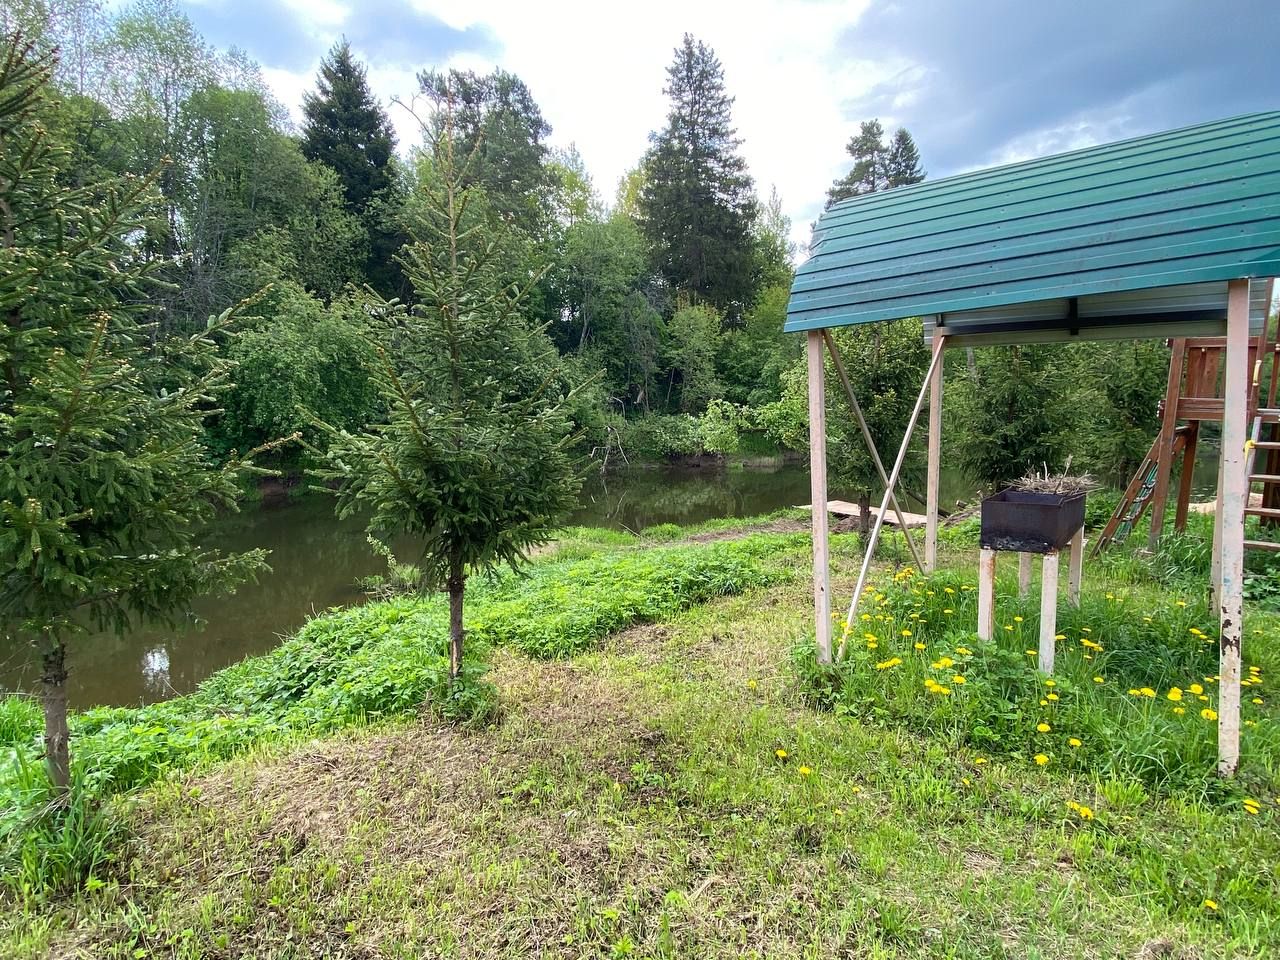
(786, 112, 1280, 336)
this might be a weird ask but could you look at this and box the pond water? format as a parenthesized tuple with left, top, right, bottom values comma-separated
(0, 456, 1218, 709)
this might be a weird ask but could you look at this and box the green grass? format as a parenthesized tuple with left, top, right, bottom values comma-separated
(2, 521, 1278, 957)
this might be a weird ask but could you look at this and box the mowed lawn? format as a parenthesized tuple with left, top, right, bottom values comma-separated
(4, 532, 1278, 959)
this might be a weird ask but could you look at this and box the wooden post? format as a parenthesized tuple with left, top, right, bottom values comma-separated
(1017, 553, 1032, 598)
(1039, 552, 1060, 674)
(1147, 339, 1186, 550)
(807, 330, 833, 664)
(1217, 279, 1250, 777)
(977, 547, 996, 641)
(1068, 527, 1084, 606)
(925, 334, 945, 572)
(1174, 422, 1199, 532)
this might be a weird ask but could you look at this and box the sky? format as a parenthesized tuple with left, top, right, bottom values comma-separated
(182, 0, 1279, 251)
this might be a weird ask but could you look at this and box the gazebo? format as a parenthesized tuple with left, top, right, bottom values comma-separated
(787, 111, 1280, 776)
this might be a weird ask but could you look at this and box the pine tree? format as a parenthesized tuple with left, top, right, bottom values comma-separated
(885, 127, 925, 187)
(301, 40, 395, 213)
(0, 38, 270, 790)
(312, 78, 584, 682)
(827, 120, 926, 207)
(638, 34, 758, 314)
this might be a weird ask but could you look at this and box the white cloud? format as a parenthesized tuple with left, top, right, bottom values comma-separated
(256, 0, 888, 250)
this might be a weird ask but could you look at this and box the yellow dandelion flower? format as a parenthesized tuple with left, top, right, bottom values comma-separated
(901, 629, 912, 637)
(1203, 899, 1218, 911)
(1140, 687, 1156, 698)
(1014, 616, 1024, 623)
(1093, 676, 1105, 684)
(1037, 722, 1052, 733)
(974, 757, 988, 765)
(1128, 688, 1141, 696)
(1242, 798, 1260, 815)
(955, 647, 972, 656)
(952, 674, 967, 685)
(1201, 708, 1218, 721)
(798, 765, 812, 777)
(914, 642, 927, 650)
(1081, 627, 1092, 633)
(1077, 804, 1094, 819)
(1251, 697, 1264, 705)
(1047, 693, 1059, 701)
(775, 748, 788, 759)
(1044, 679, 1056, 688)
(747, 679, 758, 691)
(1039, 699, 1049, 706)
(1175, 600, 1187, 607)
(1167, 687, 1183, 702)
(1034, 754, 1049, 766)
(1068, 737, 1082, 748)
(1173, 706, 1186, 714)
(1026, 649, 1037, 656)
(1004, 624, 1014, 631)
(850, 785, 862, 794)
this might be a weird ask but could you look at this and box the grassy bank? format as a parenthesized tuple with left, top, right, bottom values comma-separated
(2, 517, 1278, 957)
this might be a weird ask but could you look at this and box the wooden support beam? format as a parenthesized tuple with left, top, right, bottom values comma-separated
(841, 338, 946, 656)
(1039, 552, 1060, 674)
(977, 547, 996, 641)
(1217, 279, 1250, 777)
(821, 330, 924, 572)
(925, 335, 945, 572)
(1174, 422, 1200, 532)
(1148, 339, 1186, 549)
(1068, 527, 1084, 605)
(1017, 553, 1032, 598)
(807, 330, 832, 665)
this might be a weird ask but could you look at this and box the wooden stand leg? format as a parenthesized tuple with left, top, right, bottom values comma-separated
(1218, 279, 1249, 777)
(807, 330, 832, 664)
(925, 338, 944, 572)
(1017, 553, 1032, 598)
(1068, 527, 1084, 606)
(1039, 552, 1059, 674)
(978, 548, 996, 641)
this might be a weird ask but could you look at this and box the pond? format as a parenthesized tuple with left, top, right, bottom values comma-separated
(0, 456, 1218, 708)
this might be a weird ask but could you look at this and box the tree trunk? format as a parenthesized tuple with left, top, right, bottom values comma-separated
(858, 489, 872, 539)
(41, 642, 71, 793)
(446, 558, 465, 680)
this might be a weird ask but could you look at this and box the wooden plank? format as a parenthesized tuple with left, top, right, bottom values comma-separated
(1217, 278, 1249, 777)
(807, 330, 832, 665)
(1148, 339, 1187, 549)
(801, 501, 926, 527)
(1245, 539, 1280, 551)
(925, 335, 944, 572)
(978, 548, 996, 641)
(1039, 552, 1060, 674)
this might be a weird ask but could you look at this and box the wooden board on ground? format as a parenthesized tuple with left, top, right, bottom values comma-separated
(800, 500, 927, 528)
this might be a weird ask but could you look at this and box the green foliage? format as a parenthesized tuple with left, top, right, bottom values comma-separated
(948, 344, 1073, 490)
(663, 304, 724, 412)
(718, 283, 800, 407)
(213, 286, 381, 457)
(794, 567, 1278, 796)
(639, 34, 758, 314)
(1067, 339, 1171, 484)
(0, 37, 268, 786)
(827, 120, 925, 207)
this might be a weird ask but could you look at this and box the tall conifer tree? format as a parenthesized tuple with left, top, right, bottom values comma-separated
(827, 120, 925, 207)
(638, 34, 758, 314)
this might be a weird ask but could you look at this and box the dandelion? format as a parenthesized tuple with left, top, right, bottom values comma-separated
(901, 629, 912, 637)
(914, 642, 927, 650)
(1139, 687, 1156, 698)
(952, 674, 966, 685)
(944, 587, 955, 594)
(1128, 688, 1141, 696)
(1081, 627, 1092, 633)
(1243, 798, 1261, 815)
(1173, 707, 1186, 715)
(833, 808, 844, 817)
(775, 748, 788, 760)
(747, 679, 758, 691)
(1203, 899, 1218, 911)
(1047, 693, 1059, 702)
(850, 785, 862, 794)
(798, 765, 812, 777)
(1252, 697, 1264, 705)
(1166, 687, 1183, 702)
(875, 656, 903, 671)
(1037, 722, 1052, 733)
(1201, 708, 1218, 721)
(1039, 699, 1049, 706)
(1068, 738, 1082, 748)
(974, 757, 988, 765)
(1175, 600, 1187, 607)
(1044, 679, 1056, 688)
(1093, 676, 1105, 684)
(1034, 754, 1049, 766)
(1054, 633, 1066, 640)
(955, 647, 972, 656)
(1004, 624, 1014, 631)
(1026, 649, 1037, 656)
(1014, 616, 1024, 623)
(943, 608, 954, 615)
(1077, 804, 1094, 819)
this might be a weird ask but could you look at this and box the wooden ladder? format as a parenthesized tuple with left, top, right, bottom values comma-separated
(1092, 427, 1189, 554)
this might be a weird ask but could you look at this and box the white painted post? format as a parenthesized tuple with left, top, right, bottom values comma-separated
(925, 334, 945, 573)
(807, 330, 833, 665)
(1218, 279, 1250, 776)
(1068, 527, 1084, 606)
(1211, 449, 1224, 606)
(978, 547, 996, 641)
(1017, 553, 1032, 598)
(1039, 552, 1060, 674)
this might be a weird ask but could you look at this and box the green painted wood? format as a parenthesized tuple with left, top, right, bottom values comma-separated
(787, 111, 1280, 334)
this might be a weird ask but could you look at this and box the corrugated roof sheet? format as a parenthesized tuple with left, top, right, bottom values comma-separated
(786, 112, 1280, 334)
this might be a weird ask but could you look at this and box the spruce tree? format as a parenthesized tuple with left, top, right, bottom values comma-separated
(313, 78, 583, 682)
(638, 34, 758, 314)
(827, 120, 925, 207)
(301, 40, 395, 213)
(0, 38, 269, 790)
(885, 127, 925, 187)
